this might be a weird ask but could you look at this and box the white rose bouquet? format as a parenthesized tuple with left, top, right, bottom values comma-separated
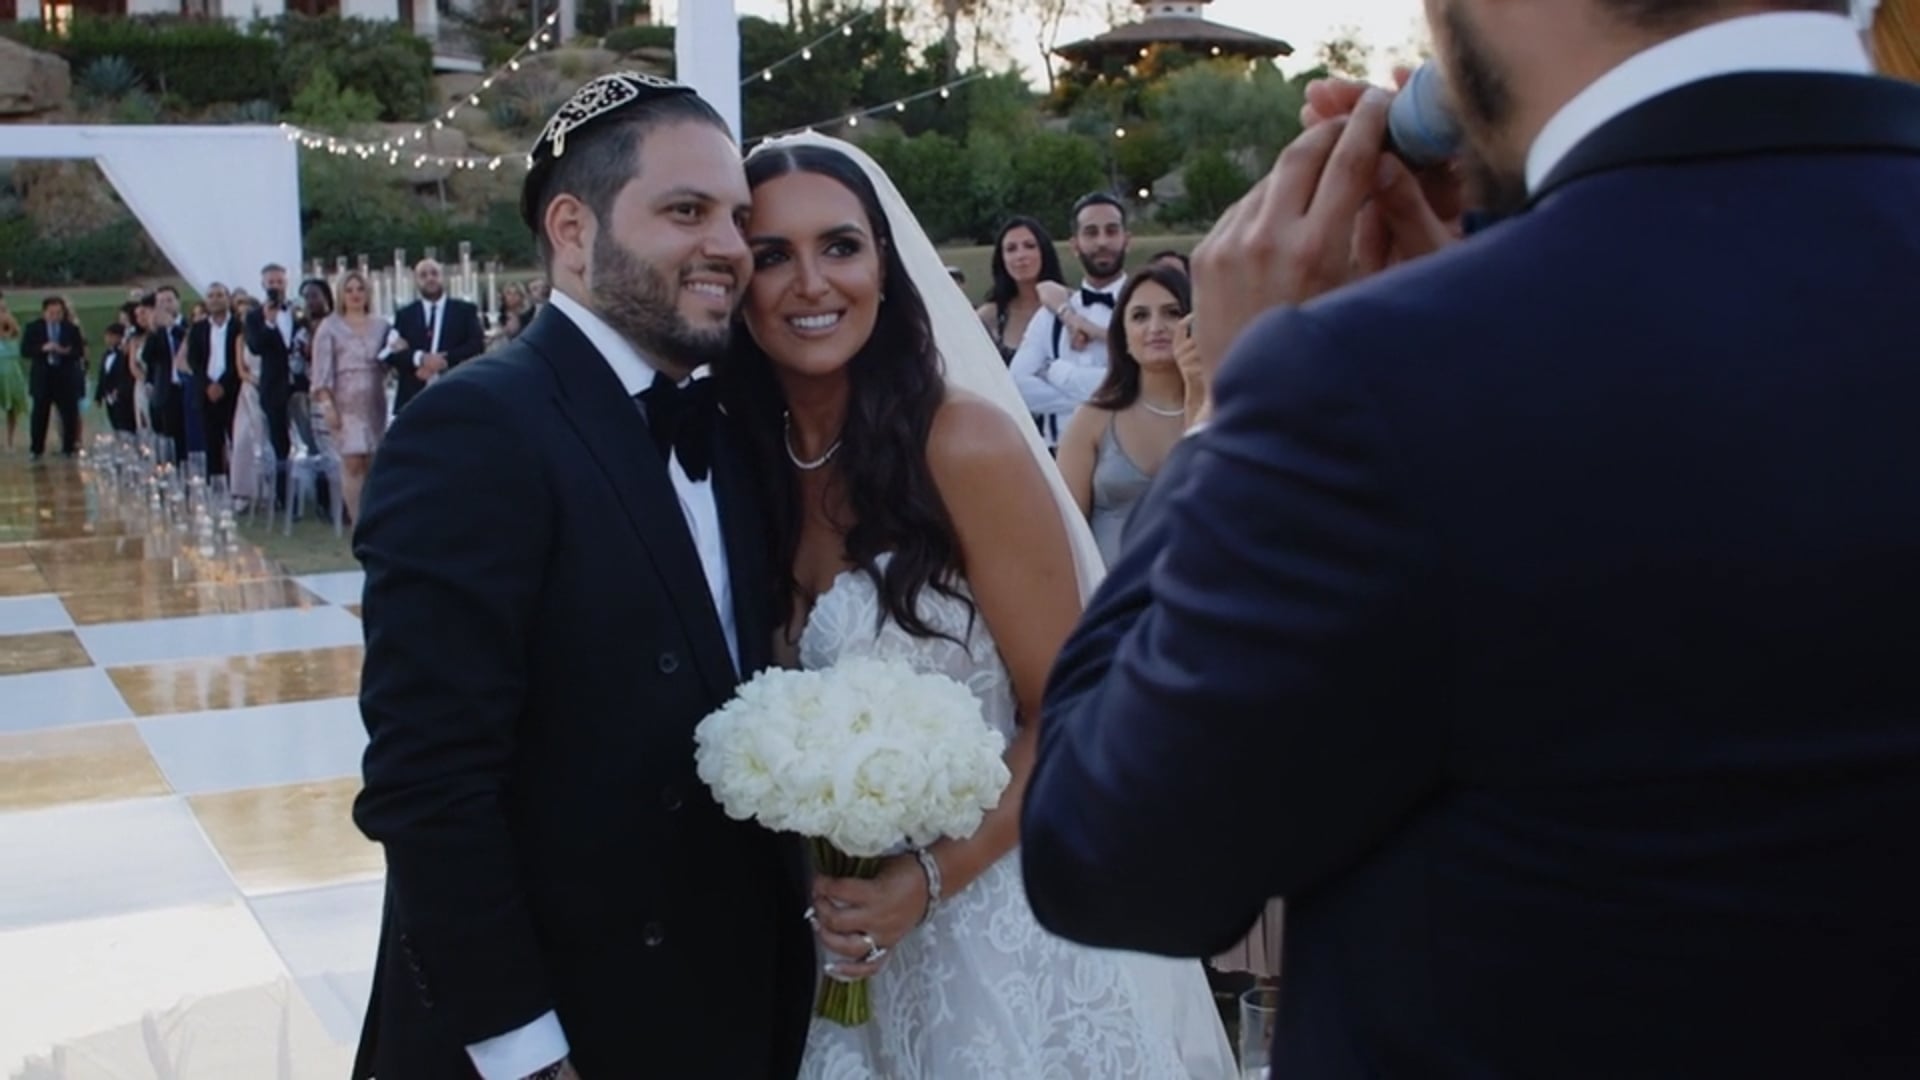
(694, 656, 1012, 1025)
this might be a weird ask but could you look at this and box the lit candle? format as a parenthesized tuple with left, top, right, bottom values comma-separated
(487, 263, 497, 319)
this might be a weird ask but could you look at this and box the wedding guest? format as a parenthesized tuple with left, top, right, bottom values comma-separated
(1056, 265, 1195, 567)
(498, 281, 530, 339)
(21, 296, 85, 460)
(142, 286, 187, 453)
(310, 271, 390, 521)
(0, 295, 25, 452)
(230, 295, 270, 508)
(245, 263, 298, 497)
(289, 277, 332, 456)
(1025, 3, 1920, 1076)
(186, 282, 242, 476)
(93, 322, 139, 433)
(1149, 249, 1191, 275)
(1010, 193, 1130, 450)
(975, 216, 1065, 364)
(384, 258, 485, 414)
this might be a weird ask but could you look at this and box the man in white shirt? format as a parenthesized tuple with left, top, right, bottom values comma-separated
(384, 258, 489, 413)
(186, 282, 241, 475)
(1026, 1, 1920, 1076)
(351, 73, 813, 1080)
(1009, 192, 1131, 449)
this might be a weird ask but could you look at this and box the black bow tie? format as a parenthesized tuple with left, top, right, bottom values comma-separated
(638, 371, 716, 481)
(1079, 288, 1115, 309)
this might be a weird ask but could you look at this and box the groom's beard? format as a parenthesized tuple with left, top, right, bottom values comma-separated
(591, 238, 733, 371)
(1442, 1, 1528, 217)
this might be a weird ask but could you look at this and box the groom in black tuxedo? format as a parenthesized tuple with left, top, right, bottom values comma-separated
(1023, 1, 1920, 1076)
(352, 74, 813, 1080)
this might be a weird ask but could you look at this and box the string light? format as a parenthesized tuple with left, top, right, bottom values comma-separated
(280, 11, 559, 167)
(740, 8, 875, 87)
(746, 73, 984, 148)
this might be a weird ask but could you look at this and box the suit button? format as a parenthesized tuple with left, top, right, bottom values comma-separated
(643, 921, 667, 948)
(657, 651, 680, 674)
(661, 785, 683, 812)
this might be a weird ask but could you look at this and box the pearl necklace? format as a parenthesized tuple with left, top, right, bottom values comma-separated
(784, 411, 842, 470)
(1141, 398, 1186, 418)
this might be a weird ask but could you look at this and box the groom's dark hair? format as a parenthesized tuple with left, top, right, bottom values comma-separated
(528, 92, 731, 268)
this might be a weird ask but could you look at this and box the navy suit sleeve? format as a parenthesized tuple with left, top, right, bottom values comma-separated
(446, 301, 487, 367)
(1021, 306, 1447, 956)
(351, 374, 560, 1045)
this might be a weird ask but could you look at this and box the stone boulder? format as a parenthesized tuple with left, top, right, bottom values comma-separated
(0, 35, 70, 119)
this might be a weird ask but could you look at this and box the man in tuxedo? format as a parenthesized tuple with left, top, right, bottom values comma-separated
(142, 285, 186, 449)
(1009, 192, 1129, 450)
(21, 296, 85, 460)
(1023, 2, 1920, 1076)
(186, 283, 242, 476)
(384, 257, 487, 413)
(245, 263, 297, 495)
(93, 322, 138, 433)
(351, 73, 813, 1080)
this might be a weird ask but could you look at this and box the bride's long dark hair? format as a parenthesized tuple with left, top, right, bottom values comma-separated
(722, 143, 973, 642)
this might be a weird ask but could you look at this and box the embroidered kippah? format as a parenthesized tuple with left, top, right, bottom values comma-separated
(520, 71, 697, 230)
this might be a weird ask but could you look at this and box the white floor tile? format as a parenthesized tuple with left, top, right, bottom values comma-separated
(137, 697, 367, 795)
(0, 594, 74, 635)
(294, 570, 365, 608)
(77, 606, 364, 667)
(0, 666, 131, 734)
(251, 880, 383, 1045)
(0, 797, 235, 931)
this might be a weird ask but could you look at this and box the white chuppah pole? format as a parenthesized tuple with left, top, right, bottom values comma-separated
(677, 0, 742, 142)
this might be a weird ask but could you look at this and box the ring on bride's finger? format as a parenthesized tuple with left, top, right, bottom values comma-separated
(858, 932, 887, 964)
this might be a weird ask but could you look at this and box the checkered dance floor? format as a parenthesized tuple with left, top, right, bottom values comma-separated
(0, 455, 375, 1077)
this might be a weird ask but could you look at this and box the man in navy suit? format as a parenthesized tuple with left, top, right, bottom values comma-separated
(1022, 1, 1920, 1075)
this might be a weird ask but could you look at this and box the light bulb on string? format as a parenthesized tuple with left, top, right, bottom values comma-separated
(802, 48, 812, 60)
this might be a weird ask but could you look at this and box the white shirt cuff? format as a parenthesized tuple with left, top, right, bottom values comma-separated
(466, 1010, 568, 1080)
(412, 350, 425, 368)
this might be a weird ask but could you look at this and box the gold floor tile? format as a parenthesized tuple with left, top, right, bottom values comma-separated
(63, 578, 324, 626)
(108, 644, 364, 717)
(0, 562, 50, 597)
(29, 533, 155, 565)
(0, 629, 93, 676)
(35, 557, 201, 594)
(343, 604, 361, 618)
(0, 544, 38, 570)
(190, 778, 381, 894)
(0, 723, 173, 810)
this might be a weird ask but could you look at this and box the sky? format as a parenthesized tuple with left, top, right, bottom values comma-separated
(712, 0, 1431, 85)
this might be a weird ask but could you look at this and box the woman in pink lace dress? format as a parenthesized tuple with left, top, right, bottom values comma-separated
(310, 271, 390, 523)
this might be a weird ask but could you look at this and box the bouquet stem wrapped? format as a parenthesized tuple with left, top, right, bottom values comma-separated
(811, 838, 885, 1026)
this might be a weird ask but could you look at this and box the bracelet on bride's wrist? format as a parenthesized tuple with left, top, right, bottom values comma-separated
(913, 846, 944, 924)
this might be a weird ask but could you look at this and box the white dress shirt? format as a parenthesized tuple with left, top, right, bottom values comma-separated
(1009, 274, 1126, 446)
(1527, 11, 1873, 193)
(205, 315, 229, 383)
(414, 296, 446, 367)
(463, 289, 739, 1080)
(274, 305, 294, 349)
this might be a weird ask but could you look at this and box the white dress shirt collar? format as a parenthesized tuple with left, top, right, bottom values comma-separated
(1527, 12, 1872, 192)
(548, 288, 709, 395)
(1079, 274, 1126, 299)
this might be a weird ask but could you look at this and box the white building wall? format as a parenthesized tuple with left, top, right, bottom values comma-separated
(125, 0, 175, 14)
(340, 0, 401, 21)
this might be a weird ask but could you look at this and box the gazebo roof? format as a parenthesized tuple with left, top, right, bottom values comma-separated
(1054, 11, 1293, 64)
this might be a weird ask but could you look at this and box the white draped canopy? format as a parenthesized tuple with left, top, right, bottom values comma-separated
(0, 125, 300, 293)
(0, 7, 738, 289)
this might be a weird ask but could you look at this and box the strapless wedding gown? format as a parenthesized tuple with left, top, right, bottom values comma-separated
(797, 561, 1235, 1079)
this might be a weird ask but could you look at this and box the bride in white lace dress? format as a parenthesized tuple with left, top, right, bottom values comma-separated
(727, 134, 1234, 1079)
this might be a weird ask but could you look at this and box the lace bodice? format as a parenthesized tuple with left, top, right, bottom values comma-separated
(799, 564, 1018, 746)
(794, 558, 1235, 1079)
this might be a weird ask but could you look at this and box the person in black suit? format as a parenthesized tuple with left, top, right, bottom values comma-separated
(1022, 2, 1920, 1077)
(185, 283, 242, 476)
(350, 74, 813, 1080)
(93, 322, 138, 433)
(384, 257, 487, 414)
(21, 296, 85, 460)
(142, 285, 187, 455)
(245, 263, 297, 496)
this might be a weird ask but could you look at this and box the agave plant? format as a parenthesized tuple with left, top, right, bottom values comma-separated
(78, 56, 143, 104)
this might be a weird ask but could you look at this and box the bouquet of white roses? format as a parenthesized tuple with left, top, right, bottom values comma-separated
(693, 656, 1012, 1025)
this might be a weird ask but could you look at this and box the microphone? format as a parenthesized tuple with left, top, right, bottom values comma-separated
(1384, 61, 1463, 168)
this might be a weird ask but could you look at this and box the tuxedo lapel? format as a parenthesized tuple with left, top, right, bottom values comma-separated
(711, 416, 771, 678)
(521, 307, 739, 701)
(1534, 72, 1920, 204)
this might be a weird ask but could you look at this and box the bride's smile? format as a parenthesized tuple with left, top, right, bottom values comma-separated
(742, 170, 885, 377)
